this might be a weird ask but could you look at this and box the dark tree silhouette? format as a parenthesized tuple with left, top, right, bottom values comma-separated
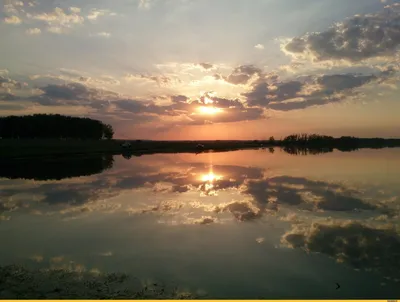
(280, 133, 400, 150)
(0, 114, 114, 140)
(0, 154, 114, 181)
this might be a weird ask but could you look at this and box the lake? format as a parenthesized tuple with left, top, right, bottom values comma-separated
(1, 148, 400, 299)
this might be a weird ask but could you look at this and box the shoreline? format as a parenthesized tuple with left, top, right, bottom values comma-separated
(1, 138, 400, 159)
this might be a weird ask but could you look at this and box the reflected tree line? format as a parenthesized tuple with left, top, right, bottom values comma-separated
(0, 155, 114, 181)
(1, 139, 396, 181)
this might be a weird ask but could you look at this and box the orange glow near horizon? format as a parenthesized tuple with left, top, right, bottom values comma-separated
(198, 106, 222, 115)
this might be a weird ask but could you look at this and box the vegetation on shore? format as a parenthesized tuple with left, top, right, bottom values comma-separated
(0, 115, 399, 158)
(0, 114, 114, 140)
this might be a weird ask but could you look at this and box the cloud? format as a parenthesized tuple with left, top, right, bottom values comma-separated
(281, 3, 400, 64)
(243, 73, 378, 110)
(254, 44, 264, 50)
(124, 74, 182, 87)
(69, 7, 81, 14)
(0, 75, 27, 92)
(93, 32, 111, 38)
(6, 73, 267, 126)
(3, 15, 22, 24)
(282, 220, 400, 281)
(25, 27, 41, 35)
(29, 82, 117, 108)
(197, 63, 215, 70)
(29, 7, 84, 33)
(138, 0, 153, 10)
(87, 9, 115, 21)
(241, 175, 389, 214)
(223, 65, 263, 85)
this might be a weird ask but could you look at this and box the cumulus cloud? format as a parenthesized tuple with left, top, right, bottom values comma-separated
(93, 32, 111, 38)
(282, 220, 400, 281)
(25, 27, 41, 35)
(282, 3, 400, 64)
(4, 15, 22, 24)
(0, 75, 27, 93)
(31, 7, 84, 25)
(28, 7, 84, 33)
(197, 63, 215, 70)
(87, 9, 115, 21)
(222, 65, 263, 85)
(254, 44, 264, 50)
(241, 175, 390, 215)
(69, 7, 81, 14)
(243, 72, 378, 110)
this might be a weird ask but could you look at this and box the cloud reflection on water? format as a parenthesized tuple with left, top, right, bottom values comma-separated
(0, 149, 400, 297)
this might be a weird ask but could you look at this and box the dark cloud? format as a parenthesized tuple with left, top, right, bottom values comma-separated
(224, 65, 263, 85)
(283, 3, 400, 62)
(222, 200, 261, 222)
(242, 175, 385, 214)
(317, 74, 376, 93)
(138, 74, 182, 87)
(171, 95, 188, 103)
(243, 73, 377, 110)
(282, 221, 400, 281)
(197, 63, 214, 70)
(22, 81, 266, 125)
(242, 82, 270, 106)
(0, 93, 18, 101)
(29, 83, 116, 109)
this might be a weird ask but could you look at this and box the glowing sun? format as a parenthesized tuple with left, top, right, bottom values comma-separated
(198, 106, 222, 115)
(201, 172, 222, 182)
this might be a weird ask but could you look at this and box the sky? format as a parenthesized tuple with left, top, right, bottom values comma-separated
(1, 0, 400, 140)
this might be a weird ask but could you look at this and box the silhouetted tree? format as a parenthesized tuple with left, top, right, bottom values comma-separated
(268, 136, 275, 144)
(103, 124, 114, 140)
(0, 114, 114, 140)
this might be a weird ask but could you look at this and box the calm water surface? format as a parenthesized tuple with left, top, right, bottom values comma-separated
(1, 148, 400, 298)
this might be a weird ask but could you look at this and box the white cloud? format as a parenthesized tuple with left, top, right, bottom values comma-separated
(30, 7, 84, 29)
(138, 0, 152, 10)
(254, 44, 264, 50)
(281, 3, 400, 65)
(70, 7, 81, 13)
(25, 27, 41, 35)
(87, 9, 115, 21)
(4, 15, 22, 24)
(47, 26, 64, 34)
(93, 32, 111, 38)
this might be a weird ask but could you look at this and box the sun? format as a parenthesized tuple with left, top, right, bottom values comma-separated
(198, 106, 222, 115)
(201, 172, 222, 182)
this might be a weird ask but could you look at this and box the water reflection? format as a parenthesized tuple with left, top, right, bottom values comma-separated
(0, 155, 114, 180)
(0, 149, 400, 298)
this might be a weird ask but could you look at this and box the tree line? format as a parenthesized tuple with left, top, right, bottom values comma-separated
(275, 133, 400, 149)
(0, 114, 114, 140)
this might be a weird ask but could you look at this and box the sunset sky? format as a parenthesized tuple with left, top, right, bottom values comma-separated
(1, 0, 400, 140)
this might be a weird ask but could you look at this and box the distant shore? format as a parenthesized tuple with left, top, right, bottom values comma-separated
(1, 137, 400, 159)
